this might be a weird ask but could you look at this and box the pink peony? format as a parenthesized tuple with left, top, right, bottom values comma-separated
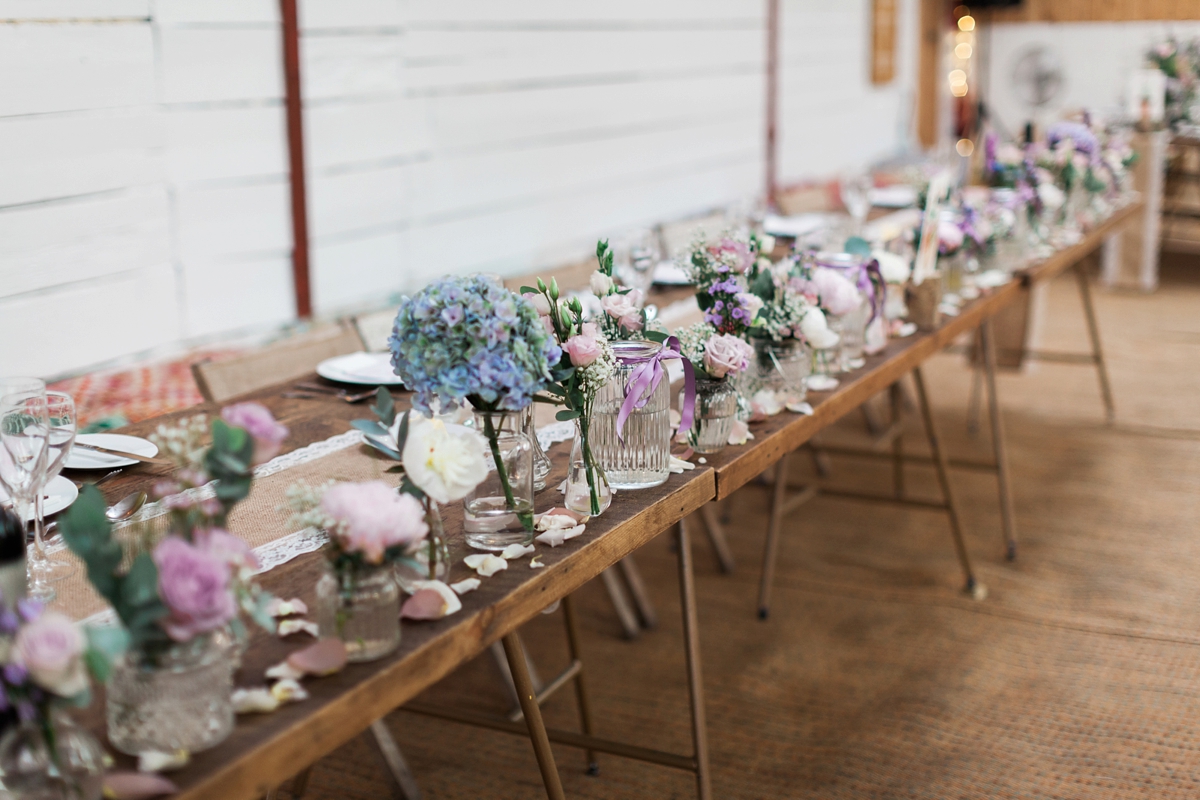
(812, 267, 862, 316)
(702, 334, 754, 379)
(562, 332, 602, 367)
(937, 220, 964, 254)
(221, 402, 289, 464)
(153, 536, 237, 642)
(321, 481, 429, 563)
(194, 527, 260, 572)
(14, 611, 88, 697)
(708, 238, 753, 272)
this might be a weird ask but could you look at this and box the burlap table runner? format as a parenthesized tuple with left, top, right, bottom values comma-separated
(47, 431, 399, 623)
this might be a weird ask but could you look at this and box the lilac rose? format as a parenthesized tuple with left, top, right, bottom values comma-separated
(702, 334, 754, 379)
(221, 402, 289, 464)
(153, 536, 236, 642)
(14, 611, 88, 697)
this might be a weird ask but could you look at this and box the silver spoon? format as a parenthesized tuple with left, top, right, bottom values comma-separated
(105, 491, 147, 522)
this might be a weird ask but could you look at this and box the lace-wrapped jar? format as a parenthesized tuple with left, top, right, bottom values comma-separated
(106, 633, 234, 755)
(317, 563, 401, 663)
(590, 341, 672, 490)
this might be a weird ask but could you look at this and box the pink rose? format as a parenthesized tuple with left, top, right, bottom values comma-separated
(707, 239, 753, 272)
(14, 611, 88, 697)
(523, 292, 552, 316)
(221, 402, 289, 464)
(194, 527, 260, 572)
(812, 267, 862, 316)
(153, 536, 237, 642)
(602, 290, 643, 331)
(580, 321, 600, 339)
(321, 481, 429, 563)
(937, 220, 964, 254)
(702, 334, 754, 379)
(562, 333, 602, 367)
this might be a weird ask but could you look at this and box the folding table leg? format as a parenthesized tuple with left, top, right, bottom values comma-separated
(698, 503, 736, 574)
(966, 336, 985, 436)
(911, 367, 986, 599)
(757, 455, 790, 619)
(889, 381, 905, 500)
(1073, 261, 1116, 423)
(367, 720, 423, 800)
(502, 632, 566, 800)
(980, 319, 1018, 562)
(600, 566, 642, 639)
(561, 594, 600, 775)
(617, 556, 659, 628)
(676, 518, 712, 800)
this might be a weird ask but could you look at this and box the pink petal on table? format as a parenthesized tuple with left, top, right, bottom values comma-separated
(104, 771, 178, 799)
(287, 637, 347, 676)
(676, 447, 694, 461)
(401, 582, 462, 620)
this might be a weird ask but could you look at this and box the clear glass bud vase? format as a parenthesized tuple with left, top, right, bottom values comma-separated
(106, 634, 234, 755)
(395, 502, 449, 593)
(317, 563, 401, 663)
(0, 710, 106, 800)
(564, 421, 612, 517)
(464, 410, 534, 550)
(683, 378, 738, 455)
(753, 337, 811, 404)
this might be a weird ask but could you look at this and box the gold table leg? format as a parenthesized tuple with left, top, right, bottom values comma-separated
(676, 518, 712, 800)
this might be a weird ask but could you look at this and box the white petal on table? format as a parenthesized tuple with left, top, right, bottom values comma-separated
(450, 577, 481, 595)
(501, 543, 535, 560)
(464, 553, 508, 577)
(535, 524, 585, 547)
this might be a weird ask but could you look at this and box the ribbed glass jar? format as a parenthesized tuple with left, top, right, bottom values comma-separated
(590, 340, 671, 490)
(317, 563, 401, 663)
(835, 297, 870, 371)
(683, 378, 738, 455)
(752, 337, 811, 403)
(464, 410, 534, 551)
(106, 634, 234, 755)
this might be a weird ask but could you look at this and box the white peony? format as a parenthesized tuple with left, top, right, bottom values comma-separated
(873, 250, 911, 284)
(590, 270, 614, 297)
(800, 307, 839, 349)
(402, 418, 489, 504)
(1038, 183, 1065, 210)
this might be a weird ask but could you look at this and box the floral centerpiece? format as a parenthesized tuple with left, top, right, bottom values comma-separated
(389, 276, 560, 547)
(523, 249, 618, 515)
(675, 323, 754, 453)
(286, 480, 429, 661)
(587, 240, 647, 339)
(60, 403, 286, 754)
(1147, 37, 1200, 128)
(685, 232, 767, 336)
(0, 599, 106, 799)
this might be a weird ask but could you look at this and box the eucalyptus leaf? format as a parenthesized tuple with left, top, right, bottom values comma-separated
(844, 236, 872, 256)
(372, 388, 396, 427)
(555, 408, 581, 421)
(644, 330, 669, 344)
(394, 410, 410, 454)
(350, 419, 390, 438)
(362, 438, 403, 461)
(519, 285, 539, 295)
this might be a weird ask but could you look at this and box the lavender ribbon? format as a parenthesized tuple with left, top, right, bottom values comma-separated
(616, 337, 696, 443)
(817, 256, 886, 326)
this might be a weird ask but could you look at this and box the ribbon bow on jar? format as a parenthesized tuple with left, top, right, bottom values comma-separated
(615, 336, 696, 443)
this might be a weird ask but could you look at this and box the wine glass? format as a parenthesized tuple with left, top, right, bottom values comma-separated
(35, 392, 77, 581)
(0, 386, 51, 601)
(617, 228, 660, 295)
(841, 172, 874, 236)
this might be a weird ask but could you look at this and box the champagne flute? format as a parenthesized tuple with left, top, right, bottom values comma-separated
(0, 386, 51, 601)
(841, 172, 874, 237)
(35, 392, 77, 581)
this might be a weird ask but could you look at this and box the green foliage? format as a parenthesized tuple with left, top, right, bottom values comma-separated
(60, 487, 170, 657)
(844, 236, 872, 256)
(205, 419, 254, 511)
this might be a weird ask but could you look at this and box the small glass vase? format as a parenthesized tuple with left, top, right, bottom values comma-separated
(752, 337, 811, 404)
(835, 297, 870, 371)
(395, 502, 449, 593)
(564, 421, 612, 517)
(464, 410, 534, 550)
(591, 341, 672, 490)
(317, 563, 401, 663)
(683, 378, 738, 455)
(939, 251, 966, 296)
(522, 406, 552, 493)
(0, 710, 105, 800)
(106, 634, 234, 755)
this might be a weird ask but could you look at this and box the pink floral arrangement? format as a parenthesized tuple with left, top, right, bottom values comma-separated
(320, 481, 430, 564)
(154, 536, 238, 641)
(221, 402, 289, 464)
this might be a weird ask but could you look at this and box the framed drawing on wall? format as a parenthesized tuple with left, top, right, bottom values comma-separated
(872, 0, 897, 85)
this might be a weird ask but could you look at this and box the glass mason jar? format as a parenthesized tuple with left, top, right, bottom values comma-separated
(317, 563, 401, 663)
(682, 378, 738, 455)
(938, 250, 966, 296)
(464, 410, 534, 550)
(0, 710, 106, 800)
(564, 421, 612, 517)
(752, 337, 811, 404)
(107, 634, 234, 755)
(395, 502, 449, 593)
(591, 341, 672, 490)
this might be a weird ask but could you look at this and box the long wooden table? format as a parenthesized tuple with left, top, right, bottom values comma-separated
(60, 200, 1142, 800)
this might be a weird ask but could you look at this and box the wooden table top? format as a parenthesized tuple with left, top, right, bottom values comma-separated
(63, 200, 1139, 798)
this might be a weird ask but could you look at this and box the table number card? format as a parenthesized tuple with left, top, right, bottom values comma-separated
(912, 171, 951, 286)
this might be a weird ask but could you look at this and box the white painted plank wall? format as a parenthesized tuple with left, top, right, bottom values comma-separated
(2, 0, 918, 379)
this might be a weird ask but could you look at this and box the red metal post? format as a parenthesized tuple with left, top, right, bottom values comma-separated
(280, 0, 312, 319)
(765, 0, 780, 210)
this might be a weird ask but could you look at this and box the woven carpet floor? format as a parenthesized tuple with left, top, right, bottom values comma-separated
(294, 257, 1200, 799)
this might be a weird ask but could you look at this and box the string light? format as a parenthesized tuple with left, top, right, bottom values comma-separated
(956, 139, 974, 156)
(955, 43, 972, 59)
(958, 14, 975, 31)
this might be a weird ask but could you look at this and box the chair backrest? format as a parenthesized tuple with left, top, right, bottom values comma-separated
(775, 183, 836, 216)
(191, 324, 363, 403)
(658, 211, 727, 261)
(351, 308, 398, 352)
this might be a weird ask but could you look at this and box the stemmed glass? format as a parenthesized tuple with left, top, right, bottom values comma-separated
(841, 172, 874, 236)
(35, 392, 78, 581)
(0, 379, 52, 601)
(617, 228, 661, 295)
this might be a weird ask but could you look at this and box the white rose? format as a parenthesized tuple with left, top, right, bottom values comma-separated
(590, 270, 614, 297)
(800, 307, 839, 349)
(872, 250, 910, 284)
(759, 234, 776, 254)
(402, 419, 489, 504)
(1038, 183, 1065, 210)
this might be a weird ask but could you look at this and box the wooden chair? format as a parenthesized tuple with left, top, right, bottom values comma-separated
(191, 323, 363, 403)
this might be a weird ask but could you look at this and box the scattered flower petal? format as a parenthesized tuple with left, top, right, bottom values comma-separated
(265, 661, 305, 682)
(530, 556, 545, 569)
(449, 577, 480, 595)
(541, 507, 586, 523)
(104, 771, 178, 800)
(668, 456, 696, 474)
(535, 524, 585, 547)
(137, 751, 188, 773)
(463, 553, 508, 577)
(232, 687, 280, 714)
(288, 638, 348, 677)
(698, 457, 707, 464)
(728, 420, 754, 445)
(266, 598, 308, 618)
(271, 678, 309, 703)
(401, 580, 463, 620)
(786, 401, 814, 415)
(500, 543, 535, 560)
(750, 389, 784, 417)
(278, 619, 319, 638)
(536, 514, 578, 532)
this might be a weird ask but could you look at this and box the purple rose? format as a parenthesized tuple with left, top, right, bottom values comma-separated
(221, 402, 289, 464)
(702, 334, 754, 379)
(14, 611, 88, 697)
(194, 527, 260, 572)
(153, 536, 236, 642)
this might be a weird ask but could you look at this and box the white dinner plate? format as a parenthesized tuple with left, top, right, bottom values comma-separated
(316, 352, 405, 386)
(0, 476, 79, 522)
(869, 185, 918, 208)
(65, 434, 159, 470)
(652, 260, 693, 286)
